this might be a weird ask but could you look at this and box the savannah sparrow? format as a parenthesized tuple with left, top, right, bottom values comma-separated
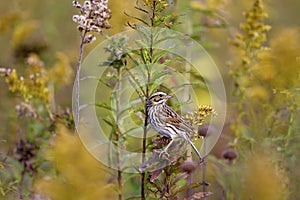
(146, 91, 203, 162)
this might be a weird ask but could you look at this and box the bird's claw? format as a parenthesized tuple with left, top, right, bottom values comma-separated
(199, 157, 205, 164)
(159, 150, 170, 160)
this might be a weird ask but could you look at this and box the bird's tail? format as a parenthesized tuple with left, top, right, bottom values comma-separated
(185, 136, 204, 163)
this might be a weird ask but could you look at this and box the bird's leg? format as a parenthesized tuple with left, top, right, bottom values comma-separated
(159, 138, 174, 159)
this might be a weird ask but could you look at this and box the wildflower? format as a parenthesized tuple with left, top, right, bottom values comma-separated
(15, 102, 38, 118)
(185, 104, 216, 126)
(72, 0, 112, 43)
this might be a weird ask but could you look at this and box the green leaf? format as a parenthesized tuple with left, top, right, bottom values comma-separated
(151, 68, 173, 82)
(152, 28, 166, 42)
(135, 24, 151, 37)
(160, 59, 172, 67)
(123, 126, 140, 136)
(135, 39, 147, 49)
(119, 106, 132, 116)
(129, 109, 144, 126)
(124, 12, 150, 27)
(131, 24, 151, 44)
(141, 49, 149, 64)
(153, 49, 170, 63)
(127, 53, 140, 66)
(154, 35, 178, 46)
(149, 74, 170, 94)
(95, 102, 114, 111)
(99, 78, 114, 89)
(134, 5, 149, 14)
(102, 116, 116, 130)
(172, 182, 207, 197)
(125, 67, 146, 97)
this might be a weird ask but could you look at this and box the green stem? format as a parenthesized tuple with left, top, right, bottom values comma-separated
(116, 67, 123, 200)
(141, 2, 156, 199)
(75, 29, 87, 129)
(285, 105, 295, 150)
(202, 139, 207, 200)
(19, 165, 26, 200)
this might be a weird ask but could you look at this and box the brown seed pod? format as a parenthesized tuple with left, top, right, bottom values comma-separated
(222, 148, 239, 161)
(180, 161, 198, 173)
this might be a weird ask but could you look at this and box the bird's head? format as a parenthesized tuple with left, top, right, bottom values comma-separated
(146, 92, 172, 106)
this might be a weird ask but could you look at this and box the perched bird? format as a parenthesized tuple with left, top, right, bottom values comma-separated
(146, 91, 203, 162)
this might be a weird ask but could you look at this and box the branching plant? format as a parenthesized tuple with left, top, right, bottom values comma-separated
(97, 1, 218, 199)
(2, 0, 299, 200)
(72, 0, 112, 127)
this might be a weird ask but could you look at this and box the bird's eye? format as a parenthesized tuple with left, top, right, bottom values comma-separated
(159, 94, 163, 97)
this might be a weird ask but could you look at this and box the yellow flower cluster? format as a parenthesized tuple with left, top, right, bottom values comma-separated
(246, 28, 300, 102)
(0, 11, 21, 34)
(231, 0, 271, 50)
(185, 104, 216, 126)
(144, 0, 169, 8)
(12, 20, 38, 49)
(48, 53, 72, 86)
(35, 125, 117, 199)
(142, 0, 173, 28)
(0, 54, 50, 105)
(229, 0, 271, 80)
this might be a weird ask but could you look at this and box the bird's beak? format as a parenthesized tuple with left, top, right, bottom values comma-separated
(165, 94, 172, 99)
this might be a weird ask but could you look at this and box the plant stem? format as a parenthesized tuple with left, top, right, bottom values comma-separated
(142, 2, 156, 199)
(19, 166, 26, 200)
(75, 30, 87, 129)
(185, 17, 193, 199)
(285, 105, 295, 150)
(116, 67, 123, 200)
(141, 48, 151, 200)
(141, 108, 148, 200)
(202, 139, 207, 200)
(165, 166, 171, 198)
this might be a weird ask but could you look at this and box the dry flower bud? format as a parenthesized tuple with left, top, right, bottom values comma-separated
(77, 25, 84, 32)
(222, 148, 239, 161)
(15, 102, 37, 118)
(72, 0, 111, 36)
(84, 34, 96, 44)
(180, 161, 198, 173)
(198, 124, 210, 137)
(72, 0, 81, 8)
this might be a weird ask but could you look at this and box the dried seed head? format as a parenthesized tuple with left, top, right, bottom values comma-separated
(15, 139, 38, 173)
(180, 161, 198, 173)
(84, 34, 96, 44)
(222, 148, 239, 161)
(15, 102, 37, 118)
(198, 124, 209, 138)
(72, 0, 112, 42)
(197, 124, 217, 138)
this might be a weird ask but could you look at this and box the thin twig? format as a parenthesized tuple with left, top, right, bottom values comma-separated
(185, 17, 193, 199)
(18, 167, 26, 200)
(116, 67, 123, 200)
(141, 2, 156, 199)
(202, 139, 207, 200)
(75, 29, 87, 129)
